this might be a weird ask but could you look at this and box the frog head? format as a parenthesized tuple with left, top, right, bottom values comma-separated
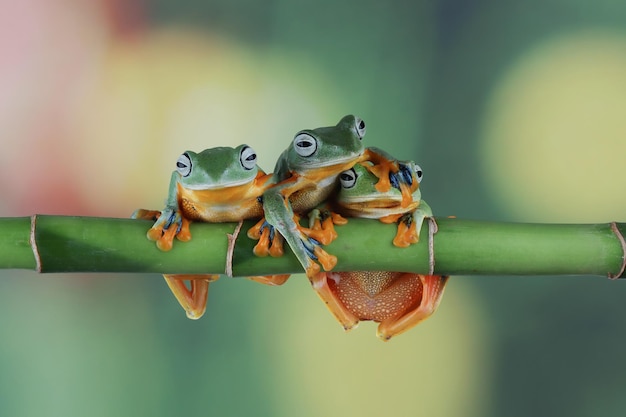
(175, 144, 259, 190)
(336, 162, 423, 217)
(278, 115, 366, 175)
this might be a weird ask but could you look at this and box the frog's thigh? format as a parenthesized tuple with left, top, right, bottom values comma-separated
(376, 274, 448, 341)
(310, 272, 359, 331)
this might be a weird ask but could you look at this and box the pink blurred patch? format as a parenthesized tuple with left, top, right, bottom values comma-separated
(0, 1, 147, 216)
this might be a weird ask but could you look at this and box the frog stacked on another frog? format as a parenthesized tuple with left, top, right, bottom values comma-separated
(252, 115, 401, 279)
(133, 145, 289, 320)
(309, 160, 449, 341)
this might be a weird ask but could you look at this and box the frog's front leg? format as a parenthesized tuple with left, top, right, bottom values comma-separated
(377, 274, 449, 341)
(261, 189, 337, 277)
(379, 200, 433, 247)
(132, 172, 192, 251)
(163, 274, 220, 319)
(362, 147, 400, 193)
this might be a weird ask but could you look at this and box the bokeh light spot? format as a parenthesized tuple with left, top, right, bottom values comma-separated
(481, 30, 626, 222)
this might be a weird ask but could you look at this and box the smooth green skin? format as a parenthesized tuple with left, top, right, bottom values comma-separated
(132, 144, 260, 230)
(263, 115, 366, 273)
(338, 161, 432, 241)
(272, 115, 365, 177)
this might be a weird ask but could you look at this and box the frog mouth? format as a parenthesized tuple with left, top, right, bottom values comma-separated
(339, 198, 420, 216)
(295, 150, 364, 170)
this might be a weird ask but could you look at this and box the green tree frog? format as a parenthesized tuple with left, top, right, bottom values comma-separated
(133, 145, 288, 319)
(309, 161, 449, 341)
(253, 115, 398, 278)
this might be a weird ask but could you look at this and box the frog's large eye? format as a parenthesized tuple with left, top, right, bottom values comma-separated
(294, 133, 317, 157)
(354, 117, 366, 139)
(176, 153, 192, 177)
(339, 168, 357, 189)
(239, 146, 257, 170)
(414, 164, 423, 183)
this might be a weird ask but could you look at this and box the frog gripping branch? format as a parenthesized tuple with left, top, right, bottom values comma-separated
(132, 145, 288, 319)
(310, 160, 448, 340)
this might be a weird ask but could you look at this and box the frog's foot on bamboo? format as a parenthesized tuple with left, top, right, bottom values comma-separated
(300, 209, 348, 246)
(248, 218, 285, 257)
(132, 207, 192, 251)
(379, 212, 419, 247)
(301, 236, 337, 278)
(163, 274, 220, 319)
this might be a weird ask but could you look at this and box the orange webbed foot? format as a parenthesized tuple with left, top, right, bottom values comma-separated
(249, 218, 284, 258)
(301, 211, 338, 245)
(392, 213, 419, 247)
(133, 207, 190, 251)
(361, 148, 400, 193)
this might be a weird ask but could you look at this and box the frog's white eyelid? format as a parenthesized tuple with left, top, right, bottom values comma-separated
(354, 117, 366, 139)
(414, 164, 423, 183)
(339, 168, 357, 189)
(176, 153, 192, 177)
(294, 133, 317, 157)
(240, 146, 257, 170)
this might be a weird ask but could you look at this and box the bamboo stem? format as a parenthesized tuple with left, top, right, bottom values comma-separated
(0, 215, 623, 278)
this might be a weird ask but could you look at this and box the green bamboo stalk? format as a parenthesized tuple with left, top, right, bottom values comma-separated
(0, 215, 623, 278)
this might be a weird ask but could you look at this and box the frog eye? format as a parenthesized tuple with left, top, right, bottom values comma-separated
(354, 117, 366, 139)
(176, 153, 192, 177)
(339, 168, 357, 189)
(294, 133, 317, 157)
(239, 146, 257, 170)
(414, 164, 423, 183)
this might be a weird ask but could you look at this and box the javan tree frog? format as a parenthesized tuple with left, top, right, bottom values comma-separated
(252, 115, 398, 278)
(309, 161, 449, 341)
(133, 145, 288, 319)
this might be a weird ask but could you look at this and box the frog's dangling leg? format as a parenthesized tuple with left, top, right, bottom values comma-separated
(309, 272, 360, 331)
(247, 274, 291, 286)
(163, 274, 219, 320)
(376, 274, 449, 341)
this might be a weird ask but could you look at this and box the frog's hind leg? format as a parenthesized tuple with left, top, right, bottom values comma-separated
(309, 272, 360, 331)
(376, 274, 449, 341)
(163, 274, 219, 319)
(247, 274, 291, 286)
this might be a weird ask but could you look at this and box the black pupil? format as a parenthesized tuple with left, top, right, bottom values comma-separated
(358, 120, 365, 130)
(176, 162, 187, 169)
(340, 173, 354, 181)
(246, 154, 256, 161)
(298, 141, 313, 148)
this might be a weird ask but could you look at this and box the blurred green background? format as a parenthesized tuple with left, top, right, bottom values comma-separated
(1, 1, 626, 416)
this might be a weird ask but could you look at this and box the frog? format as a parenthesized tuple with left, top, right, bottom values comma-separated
(309, 161, 449, 341)
(251, 115, 399, 278)
(132, 144, 288, 320)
